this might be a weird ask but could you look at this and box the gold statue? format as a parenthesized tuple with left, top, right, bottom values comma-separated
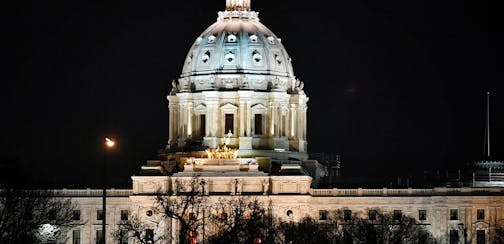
(205, 131, 238, 159)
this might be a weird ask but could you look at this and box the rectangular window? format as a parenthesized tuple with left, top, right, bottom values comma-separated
(477, 230, 485, 244)
(225, 114, 234, 134)
(72, 230, 81, 244)
(449, 230, 459, 244)
(121, 210, 129, 221)
(419, 210, 427, 221)
(146, 229, 154, 242)
(477, 209, 485, 220)
(97, 210, 104, 220)
(319, 210, 328, 221)
(200, 114, 206, 137)
(72, 210, 81, 221)
(344, 210, 352, 221)
(368, 210, 377, 221)
(96, 230, 103, 244)
(254, 114, 263, 135)
(393, 210, 402, 221)
(450, 209, 458, 220)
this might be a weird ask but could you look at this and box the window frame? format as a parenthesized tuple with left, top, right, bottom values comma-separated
(97, 210, 104, 221)
(120, 210, 129, 221)
(393, 210, 402, 221)
(477, 209, 485, 220)
(418, 209, 427, 221)
(368, 209, 377, 221)
(72, 210, 81, 221)
(319, 210, 328, 221)
(449, 209, 459, 221)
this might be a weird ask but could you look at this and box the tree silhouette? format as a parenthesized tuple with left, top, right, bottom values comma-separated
(0, 189, 77, 244)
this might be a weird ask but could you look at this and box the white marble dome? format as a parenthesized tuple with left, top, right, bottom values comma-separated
(177, 10, 297, 92)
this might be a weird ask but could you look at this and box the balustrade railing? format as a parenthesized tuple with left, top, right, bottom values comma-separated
(309, 187, 504, 196)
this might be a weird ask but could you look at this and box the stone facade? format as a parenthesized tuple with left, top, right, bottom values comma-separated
(56, 187, 504, 244)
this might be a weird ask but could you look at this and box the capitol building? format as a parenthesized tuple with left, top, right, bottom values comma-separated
(36, 1, 503, 243)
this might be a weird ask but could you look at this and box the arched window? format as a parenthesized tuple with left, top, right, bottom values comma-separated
(227, 33, 237, 43)
(208, 35, 216, 43)
(225, 51, 235, 63)
(252, 50, 262, 64)
(201, 51, 210, 63)
(250, 34, 258, 43)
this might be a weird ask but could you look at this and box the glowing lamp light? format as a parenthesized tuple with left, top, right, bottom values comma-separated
(105, 137, 115, 148)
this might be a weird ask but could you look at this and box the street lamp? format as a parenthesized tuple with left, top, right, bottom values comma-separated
(103, 137, 115, 244)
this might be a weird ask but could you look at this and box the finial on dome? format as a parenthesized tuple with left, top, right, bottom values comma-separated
(226, 0, 251, 11)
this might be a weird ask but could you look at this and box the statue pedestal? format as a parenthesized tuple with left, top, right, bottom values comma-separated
(203, 137, 219, 149)
(273, 137, 289, 150)
(239, 137, 252, 149)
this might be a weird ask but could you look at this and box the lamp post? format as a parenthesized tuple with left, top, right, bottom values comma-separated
(103, 137, 115, 244)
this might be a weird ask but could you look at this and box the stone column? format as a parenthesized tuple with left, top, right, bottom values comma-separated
(203, 91, 219, 148)
(238, 91, 252, 149)
(180, 103, 187, 139)
(246, 99, 251, 137)
(297, 103, 307, 141)
(269, 102, 275, 136)
(239, 100, 245, 137)
(290, 103, 297, 140)
(187, 102, 193, 138)
(167, 95, 179, 147)
(168, 106, 174, 142)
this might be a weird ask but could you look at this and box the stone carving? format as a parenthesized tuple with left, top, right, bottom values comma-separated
(231, 178, 243, 195)
(205, 131, 238, 159)
(170, 80, 179, 95)
(294, 78, 305, 94)
(172, 179, 179, 195)
(262, 179, 269, 195)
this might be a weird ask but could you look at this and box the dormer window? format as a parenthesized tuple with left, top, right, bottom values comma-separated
(274, 54, 282, 65)
(201, 51, 210, 63)
(227, 34, 237, 43)
(267, 36, 275, 44)
(225, 51, 235, 63)
(250, 34, 258, 43)
(252, 51, 262, 64)
(208, 35, 216, 44)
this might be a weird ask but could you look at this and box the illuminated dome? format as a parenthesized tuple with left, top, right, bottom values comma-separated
(177, 1, 297, 92)
(168, 0, 308, 158)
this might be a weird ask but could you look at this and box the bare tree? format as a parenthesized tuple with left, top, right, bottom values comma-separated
(154, 177, 206, 244)
(113, 214, 167, 244)
(207, 197, 271, 244)
(491, 221, 504, 244)
(0, 188, 77, 244)
(278, 216, 336, 244)
(370, 211, 434, 244)
(275, 208, 435, 244)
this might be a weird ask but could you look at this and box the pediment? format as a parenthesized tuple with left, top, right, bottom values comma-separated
(251, 103, 268, 113)
(195, 104, 207, 114)
(220, 103, 238, 112)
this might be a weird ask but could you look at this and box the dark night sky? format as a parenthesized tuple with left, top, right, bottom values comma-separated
(1, 1, 502, 188)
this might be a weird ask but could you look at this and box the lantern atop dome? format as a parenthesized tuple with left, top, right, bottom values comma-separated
(226, 0, 251, 11)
